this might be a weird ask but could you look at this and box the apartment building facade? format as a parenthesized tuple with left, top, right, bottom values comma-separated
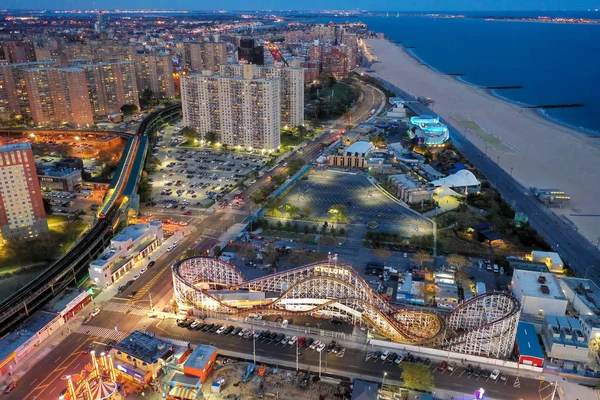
(181, 65, 280, 151)
(0, 142, 48, 240)
(134, 52, 176, 98)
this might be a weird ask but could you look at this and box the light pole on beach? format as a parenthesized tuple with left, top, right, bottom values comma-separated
(496, 156, 500, 165)
(510, 167, 514, 177)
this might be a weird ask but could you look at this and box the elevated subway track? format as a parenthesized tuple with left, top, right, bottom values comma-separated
(0, 104, 182, 336)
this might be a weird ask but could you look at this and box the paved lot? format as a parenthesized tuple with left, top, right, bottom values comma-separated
(282, 169, 431, 238)
(147, 123, 267, 216)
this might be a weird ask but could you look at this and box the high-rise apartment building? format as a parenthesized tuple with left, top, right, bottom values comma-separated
(238, 39, 264, 66)
(134, 52, 176, 98)
(0, 59, 57, 120)
(181, 65, 280, 151)
(0, 41, 36, 64)
(80, 61, 139, 116)
(183, 41, 228, 72)
(220, 62, 304, 129)
(24, 67, 94, 127)
(0, 142, 48, 240)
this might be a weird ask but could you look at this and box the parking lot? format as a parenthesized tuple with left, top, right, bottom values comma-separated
(146, 122, 268, 216)
(154, 317, 535, 399)
(282, 169, 432, 238)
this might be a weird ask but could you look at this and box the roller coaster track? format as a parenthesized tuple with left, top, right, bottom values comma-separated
(173, 257, 521, 357)
(0, 104, 182, 336)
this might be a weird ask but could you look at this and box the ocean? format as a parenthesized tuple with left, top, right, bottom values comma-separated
(293, 14, 600, 135)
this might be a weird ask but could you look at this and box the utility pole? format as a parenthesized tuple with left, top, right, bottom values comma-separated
(319, 350, 322, 378)
(296, 338, 299, 371)
(252, 319, 256, 366)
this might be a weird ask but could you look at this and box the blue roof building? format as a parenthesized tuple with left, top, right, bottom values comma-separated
(515, 321, 544, 367)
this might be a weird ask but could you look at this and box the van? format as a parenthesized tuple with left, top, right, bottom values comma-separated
(493, 264, 499, 273)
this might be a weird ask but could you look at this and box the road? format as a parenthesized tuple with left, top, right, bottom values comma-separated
(7, 80, 386, 400)
(377, 79, 600, 278)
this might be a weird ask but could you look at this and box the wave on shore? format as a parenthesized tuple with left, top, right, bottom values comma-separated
(396, 42, 600, 137)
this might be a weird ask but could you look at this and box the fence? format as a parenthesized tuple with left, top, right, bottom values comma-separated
(369, 339, 544, 374)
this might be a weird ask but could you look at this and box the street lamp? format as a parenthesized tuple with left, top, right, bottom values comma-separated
(382, 371, 387, 389)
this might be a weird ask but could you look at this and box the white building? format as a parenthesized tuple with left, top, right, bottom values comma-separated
(89, 222, 163, 288)
(541, 316, 589, 363)
(527, 251, 564, 274)
(511, 270, 567, 317)
(182, 66, 281, 151)
(220, 62, 304, 129)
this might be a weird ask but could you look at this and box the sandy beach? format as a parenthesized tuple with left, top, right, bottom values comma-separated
(364, 38, 600, 243)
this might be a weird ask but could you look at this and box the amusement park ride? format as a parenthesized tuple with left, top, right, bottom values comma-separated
(59, 351, 118, 400)
(173, 257, 522, 359)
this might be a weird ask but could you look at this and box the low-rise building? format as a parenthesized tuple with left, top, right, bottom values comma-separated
(0, 311, 62, 378)
(541, 316, 589, 363)
(511, 270, 567, 317)
(341, 131, 366, 147)
(560, 278, 600, 322)
(328, 141, 373, 169)
(89, 222, 163, 288)
(113, 331, 173, 383)
(36, 166, 82, 192)
(183, 344, 218, 383)
(526, 251, 564, 274)
(508, 259, 549, 273)
(515, 322, 544, 367)
(395, 273, 425, 306)
(387, 174, 432, 205)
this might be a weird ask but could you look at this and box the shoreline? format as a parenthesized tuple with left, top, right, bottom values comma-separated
(398, 43, 600, 139)
(364, 38, 600, 243)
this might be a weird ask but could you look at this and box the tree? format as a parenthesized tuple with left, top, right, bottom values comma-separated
(213, 245, 223, 257)
(286, 158, 306, 175)
(265, 197, 282, 212)
(204, 131, 217, 143)
(285, 203, 300, 219)
(137, 173, 153, 202)
(301, 207, 312, 218)
(296, 125, 308, 141)
(42, 198, 53, 215)
(412, 251, 433, 268)
(139, 88, 154, 107)
(182, 126, 197, 143)
(446, 254, 469, 270)
(402, 363, 435, 392)
(374, 248, 393, 266)
(328, 204, 349, 224)
(120, 104, 139, 116)
(272, 175, 286, 185)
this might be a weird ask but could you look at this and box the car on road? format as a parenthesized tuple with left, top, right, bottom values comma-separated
(380, 351, 390, 361)
(147, 261, 156, 268)
(239, 328, 249, 337)
(128, 291, 137, 298)
(105, 340, 117, 352)
(224, 325, 235, 335)
(232, 327, 242, 336)
(210, 325, 221, 333)
(90, 308, 101, 318)
(117, 285, 126, 293)
(438, 361, 448, 371)
(2, 382, 16, 394)
(316, 343, 326, 352)
(447, 362, 457, 372)
(132, 274, 140, 280)
(243, 330, 253, 339)
(83, 344, 95, 354)
(490, 369, 500, 380)
(139, 268, 147, 275)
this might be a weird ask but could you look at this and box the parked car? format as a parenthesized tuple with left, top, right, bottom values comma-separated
(90, 308, 101, 318)
(500, 373, 508, 381)
(2, 382, 16, 394)
(289, 336, 298, 345)
(147, 261, 156, 268)
(490, 369, 500, 380)
(216, 326, 227, 335)
(380, 350, 390, 361)
(316, 343, 326, 352)
(372, 351, 382, 359)
(438, 361, 448, 371)
(387, 352, 397, 363)
(310, 340, 321, 350)
(189, 320, 201, 330)
(447, 362, 457, 372)
(394, 354, 404, 365)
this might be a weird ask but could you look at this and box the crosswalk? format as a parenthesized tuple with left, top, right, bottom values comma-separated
(101, 301, 149, 315)
(76, 325, 128, 342)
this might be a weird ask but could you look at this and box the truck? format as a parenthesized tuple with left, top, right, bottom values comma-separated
(476, 282, 486, 296)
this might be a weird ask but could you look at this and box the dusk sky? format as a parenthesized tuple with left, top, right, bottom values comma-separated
(4, 0, 599, 11)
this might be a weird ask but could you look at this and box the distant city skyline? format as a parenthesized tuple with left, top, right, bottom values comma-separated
(3, 0, 599, 12)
